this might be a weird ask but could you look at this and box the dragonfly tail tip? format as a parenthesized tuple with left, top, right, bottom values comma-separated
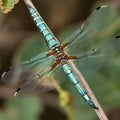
(89, 101, 99, 110)
(93, 106, 99, 110)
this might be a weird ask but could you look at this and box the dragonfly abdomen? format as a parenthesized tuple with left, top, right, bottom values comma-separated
(62, 63, 98, 109)
(27, 5, 60, 48)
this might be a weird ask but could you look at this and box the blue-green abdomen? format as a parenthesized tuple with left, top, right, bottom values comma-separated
(62, 63, 96, 108)
(62, 64, 85, 96)
(28, 6, 59, 48)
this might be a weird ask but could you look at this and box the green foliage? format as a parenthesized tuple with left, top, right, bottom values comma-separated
(0, 97, 42, 120)
(0, 0, 19, 13)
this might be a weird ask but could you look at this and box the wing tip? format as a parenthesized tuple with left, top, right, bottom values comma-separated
(96, 5, 108, 10)
(115, 35, 120, 39)
(1, 68, 11, 79)
(1, 72, 6, 79)
(14, 88, 21, 97)
(14, 92, 17, 97)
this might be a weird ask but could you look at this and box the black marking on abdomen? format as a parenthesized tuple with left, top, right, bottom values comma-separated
(74, 81, 79, 86)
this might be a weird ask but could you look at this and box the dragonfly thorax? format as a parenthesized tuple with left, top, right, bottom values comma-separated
(50, 45, 69, 66)
(53, 45, 67, 58)
(50, 44, 77, 68)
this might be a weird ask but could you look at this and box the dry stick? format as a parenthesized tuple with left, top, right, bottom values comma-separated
(68, 60, 108, 120)
(23, 0, 108, 119)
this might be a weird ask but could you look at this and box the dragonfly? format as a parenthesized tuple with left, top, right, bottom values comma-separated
(1, 0, 120, 109)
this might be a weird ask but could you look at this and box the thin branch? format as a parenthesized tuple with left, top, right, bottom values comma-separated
(23, 0, 108, 119)
(68, 60, 108, 120)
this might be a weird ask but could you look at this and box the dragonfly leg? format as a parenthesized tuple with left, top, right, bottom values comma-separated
(52, 61, 60, 69)
(67, 56, 77, 60)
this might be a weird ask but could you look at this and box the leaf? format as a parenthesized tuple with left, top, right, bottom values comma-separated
(0, 0, 19, 13)
(0, 97, 42, 120)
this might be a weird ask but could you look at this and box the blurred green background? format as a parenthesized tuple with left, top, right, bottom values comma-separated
(0, 0, 120, 120)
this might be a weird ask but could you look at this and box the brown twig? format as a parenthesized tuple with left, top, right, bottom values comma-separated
(23, 0, 108, 119)
(68, 60, 108, 120)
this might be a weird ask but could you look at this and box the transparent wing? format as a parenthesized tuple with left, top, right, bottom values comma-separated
(13, 65, 54, 96)
(1, 50, 69, 96)
(73, 36, 120, 76)
(63, 6, 110, 55)
(13, 64, 68, 96)
(1, 51, 54, 83)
